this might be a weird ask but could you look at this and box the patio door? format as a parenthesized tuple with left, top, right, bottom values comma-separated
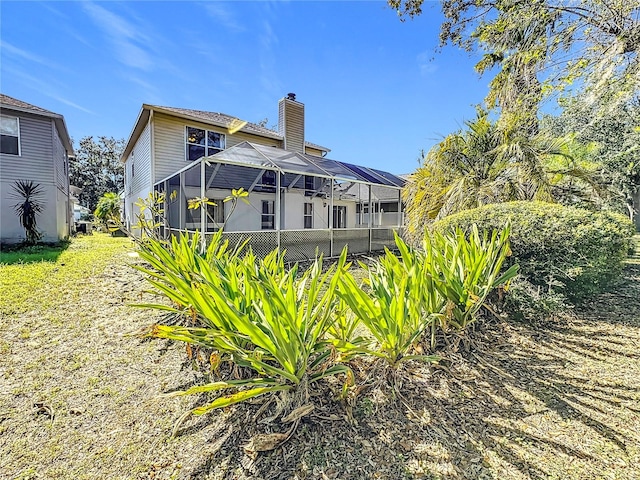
(333, 205, 346, 229)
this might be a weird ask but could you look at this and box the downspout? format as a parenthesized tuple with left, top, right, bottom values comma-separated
(275, 171, 281, 250)
(329, 181, 334, 257)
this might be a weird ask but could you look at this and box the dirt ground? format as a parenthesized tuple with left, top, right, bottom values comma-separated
(1, 235, 639, 479)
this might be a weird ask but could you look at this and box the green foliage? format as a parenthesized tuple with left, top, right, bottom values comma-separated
(425, 225, 518, 333)
(336, 234, 442, 367)
(335, 228, 516, 362)
(388, 1, 640, 132)
(94, 192, 121, 226)
(434, 201, 635, 302)
(137, 233, 350, 414)
(10, 180, 44, 245)
(0, 242, 69, 265)
(403, 113, 599, 238)
(70, 136, 125, 211)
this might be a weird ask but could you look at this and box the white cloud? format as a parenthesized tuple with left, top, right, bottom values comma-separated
(0, 40, 66, 71)
(417, 51, 438, 76)
(82, 2, 154, 71)
(203, 3, 245, 32)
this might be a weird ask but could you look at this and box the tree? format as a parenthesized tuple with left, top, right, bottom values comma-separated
(94, 192, 122, 226)
(542, 90, 640, 224)
(70, 136, 125, 211)
(402, 112, 600, 236)
(388, 0, 640, 128)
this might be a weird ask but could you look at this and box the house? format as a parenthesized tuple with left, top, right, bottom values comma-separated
(0, 94, 74, 243)
(121, 94, 405, 260)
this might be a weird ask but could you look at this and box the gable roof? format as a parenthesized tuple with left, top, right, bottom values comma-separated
(121, 103, 330, 161)
(0, 93, 74, 154)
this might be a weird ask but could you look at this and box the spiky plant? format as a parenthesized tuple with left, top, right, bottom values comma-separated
(11, 180, 44, 245)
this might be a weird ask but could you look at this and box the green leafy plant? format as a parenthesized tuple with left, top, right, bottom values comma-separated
(94, 192, 121, 227)
(137, 233, 350, 420)
(434, 201, 635, 302)
(336, 234, 442, 368)
(424, 224, 518, 334)
(187, 187, 250, 231)
(10, 180, 44, 245)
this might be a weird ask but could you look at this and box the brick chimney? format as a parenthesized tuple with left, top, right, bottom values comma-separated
(278, 93, 305, 153)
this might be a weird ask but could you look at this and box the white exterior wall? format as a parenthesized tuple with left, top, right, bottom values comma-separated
(282, 191, 328, 229)
(0, 113, 69, 243)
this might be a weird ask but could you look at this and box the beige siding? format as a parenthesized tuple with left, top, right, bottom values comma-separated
(279, 99, 305, 153)
(124, 120, 152, 225)
(304, 147, 324, 157)
(0, 113, 54, 184)
(153, 112, 282, 183)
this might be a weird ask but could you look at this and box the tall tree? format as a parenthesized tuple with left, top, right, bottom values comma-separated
(70, 136, 125, 211)
(542, 90, 640, 223)
(402, 112, 600, 236)
(388, 0, 640, 127)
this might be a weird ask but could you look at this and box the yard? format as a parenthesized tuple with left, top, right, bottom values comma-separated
(1, 233, 639, 479)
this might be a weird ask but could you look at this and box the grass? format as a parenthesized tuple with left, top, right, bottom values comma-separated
(1, 233, 639, 479)
(0, 241, 70, 265)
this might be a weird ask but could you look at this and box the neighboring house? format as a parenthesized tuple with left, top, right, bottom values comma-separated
(0, 94, 74, 243)
(121, 93, 405, 260)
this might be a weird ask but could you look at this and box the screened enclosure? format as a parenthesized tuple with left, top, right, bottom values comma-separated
(154, 141, 405, 261)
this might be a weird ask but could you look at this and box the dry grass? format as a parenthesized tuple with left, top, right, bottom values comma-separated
(1, 233, 639, 479)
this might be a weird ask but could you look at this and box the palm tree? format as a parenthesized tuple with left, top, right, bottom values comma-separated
(402, 113, 599, 237)
(94, 192, 121, 226)
(10, 180, 44, 245)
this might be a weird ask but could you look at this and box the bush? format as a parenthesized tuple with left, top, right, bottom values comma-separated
(433, 201, 635, 302)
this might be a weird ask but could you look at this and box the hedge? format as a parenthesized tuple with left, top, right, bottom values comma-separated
(433, 201, 635, 301)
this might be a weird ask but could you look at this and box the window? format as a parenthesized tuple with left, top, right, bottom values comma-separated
(261, 200, 275, 229)
(304, 175, 315, 196)
(186, 199, 225, 231)
(333, 205, 346, 229)
(1, 115, 20, 155)
(186, 127, 225, 161)
(304, 203, 313, 229)
(257, 170, 276, 193)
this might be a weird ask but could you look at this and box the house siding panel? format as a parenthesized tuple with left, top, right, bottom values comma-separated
(124, 120, 152, 225)
(153, 112, 282, 183)
(0, 114, 54, 184)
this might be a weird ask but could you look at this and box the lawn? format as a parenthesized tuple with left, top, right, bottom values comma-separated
(1, 233, 639, 479)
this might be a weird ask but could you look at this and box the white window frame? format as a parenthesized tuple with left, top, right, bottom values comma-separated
(0, 115, 21, 156)
(185, 126, 225, 162)
(261, 200, 275, 230)
(303, 202, 313, 229)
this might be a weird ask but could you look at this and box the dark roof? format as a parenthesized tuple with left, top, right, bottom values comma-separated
(1, 93, 59, 116)
(0, 93, 73, 154)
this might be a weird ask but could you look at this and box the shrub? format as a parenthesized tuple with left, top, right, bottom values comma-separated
(433, 201, 635, 302)
(137, 232, 350, 417)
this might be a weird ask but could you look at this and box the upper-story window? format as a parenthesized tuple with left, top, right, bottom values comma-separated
(1, 115, 20, 155)
(186, 127, 225, 161)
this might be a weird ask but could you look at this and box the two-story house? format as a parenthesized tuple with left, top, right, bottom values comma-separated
(0, 94, 74, 244)
(121, 94, 405, 260)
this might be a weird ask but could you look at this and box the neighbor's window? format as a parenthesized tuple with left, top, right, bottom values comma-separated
(1, 115, 20, 155)
(186, 127, 225, 161)
(304, 202, 313, 229)
(261, 200, 275, 229)
(304, 175, 315, 197)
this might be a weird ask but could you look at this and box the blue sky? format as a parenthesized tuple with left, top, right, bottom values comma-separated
(1, 1, 491, 174)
